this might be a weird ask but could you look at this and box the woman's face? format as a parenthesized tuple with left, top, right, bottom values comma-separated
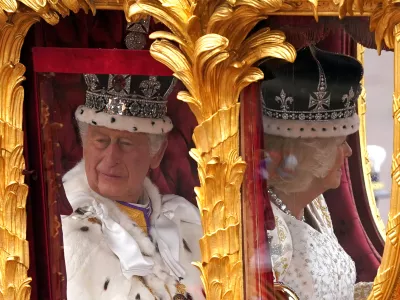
(319, 137, 352, 190)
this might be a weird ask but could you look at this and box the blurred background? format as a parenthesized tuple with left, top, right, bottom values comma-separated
(364, 48, 393, 225)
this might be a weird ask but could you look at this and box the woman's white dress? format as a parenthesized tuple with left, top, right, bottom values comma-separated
(268, 195, 373, 300)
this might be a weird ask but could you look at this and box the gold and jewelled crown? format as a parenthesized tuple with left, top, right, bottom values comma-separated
(260, 45, 363, 138)
(75, 17, 176, 134)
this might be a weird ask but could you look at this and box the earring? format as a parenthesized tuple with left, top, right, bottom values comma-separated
(276, 153, 297, 179)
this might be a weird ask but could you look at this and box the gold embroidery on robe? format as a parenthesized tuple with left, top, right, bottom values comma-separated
(116, 203, 148, 234)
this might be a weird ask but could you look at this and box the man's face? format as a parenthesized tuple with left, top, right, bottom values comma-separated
(83, 125, 165, 203)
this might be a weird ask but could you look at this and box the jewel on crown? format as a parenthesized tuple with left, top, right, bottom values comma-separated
(82, 17, 176, 119)
(83, 72, 170, 119)
(125, 16, 150, 51)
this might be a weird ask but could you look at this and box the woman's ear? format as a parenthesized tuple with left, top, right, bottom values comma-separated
(149, 140, 168, 169)
(261, 151, 298, 180)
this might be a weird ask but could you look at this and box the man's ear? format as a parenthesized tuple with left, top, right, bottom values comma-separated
(150, 139, 168, 169)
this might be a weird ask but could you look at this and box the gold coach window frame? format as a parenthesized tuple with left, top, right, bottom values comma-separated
(1, 0, 400, 299)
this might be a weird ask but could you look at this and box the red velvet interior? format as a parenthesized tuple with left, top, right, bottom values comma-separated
(347, 131, 385, 254)
(32, 48, 173, 75)
(318, 29, 382, 282)
(31, 11, 200, 205)
(22, 12, 198, 300)
(241, 83, 275, 299)
(324, 160, 381, 282)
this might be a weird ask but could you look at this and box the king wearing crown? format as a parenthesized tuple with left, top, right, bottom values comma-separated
(61, 20, 204, 300)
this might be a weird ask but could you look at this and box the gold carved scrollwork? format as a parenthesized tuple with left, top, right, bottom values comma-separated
(0, 12, 39, 300)
(125, 0, 296, 298)
(356, 44, 386, 240)
(367, 23, 400, 300)
(0, 1, 97, 298)
(0, 0, 95, 25)
(370, 0, 400, 53)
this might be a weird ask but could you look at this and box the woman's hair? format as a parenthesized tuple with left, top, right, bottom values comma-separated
(264, 134, 343, 194)
(77, 120, 167, 156)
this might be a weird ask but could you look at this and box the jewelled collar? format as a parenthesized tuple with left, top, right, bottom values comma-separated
(268, 188, 306, 222)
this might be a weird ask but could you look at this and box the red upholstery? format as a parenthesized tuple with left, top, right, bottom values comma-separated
(241, 83, 275, 299)
(32, 10, 199, 205)
(318, 29, 382, 282)
(152, 80, 199, 202)
(323, 159, 381, 282)
(347, 130, 385, 254)
(22, 12, 199, 300)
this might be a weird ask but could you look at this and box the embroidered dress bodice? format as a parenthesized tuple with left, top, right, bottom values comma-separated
(269, 196, 371, 300)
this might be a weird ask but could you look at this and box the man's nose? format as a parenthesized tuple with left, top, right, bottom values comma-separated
(103, 142, 122, 164)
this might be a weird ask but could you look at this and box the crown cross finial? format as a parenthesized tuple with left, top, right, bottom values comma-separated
(140, 76, 162, 98)
(309, 91, 331, 111)
(125, 16, 151, 50)
(111, 75, 129, 93)
(107, 74, 132, 96)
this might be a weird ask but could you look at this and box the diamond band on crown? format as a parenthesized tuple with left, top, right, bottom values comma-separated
(83, 74, 176, 119)
(85, 91, 168, 119)
(262, 85, 360, 122)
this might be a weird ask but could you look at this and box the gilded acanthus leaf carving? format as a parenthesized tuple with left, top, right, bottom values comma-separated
(332, 0, 365, 18)
(370, 1, 400, 53)
(126, 0, 296, 298)
(0, 0, 95, 25)
(0, 11, 39, 300)
(367, 26, 400, 300)
(0, 138, 31, 300)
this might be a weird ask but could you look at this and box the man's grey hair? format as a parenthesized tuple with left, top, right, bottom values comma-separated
(77, 121, 167, 156)
(264, 134, 344, 194)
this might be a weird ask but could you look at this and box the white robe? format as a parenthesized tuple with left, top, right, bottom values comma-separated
(61, 161, 205, 300)
(268, 195, 373, 300)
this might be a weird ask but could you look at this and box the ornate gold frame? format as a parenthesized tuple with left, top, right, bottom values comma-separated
(357, 44, 387, 240)
(1, 0, 400, 299)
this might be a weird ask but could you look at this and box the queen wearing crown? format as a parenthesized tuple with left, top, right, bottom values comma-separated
(261, 46, 373, 299)
(61, 48, 204, 298)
